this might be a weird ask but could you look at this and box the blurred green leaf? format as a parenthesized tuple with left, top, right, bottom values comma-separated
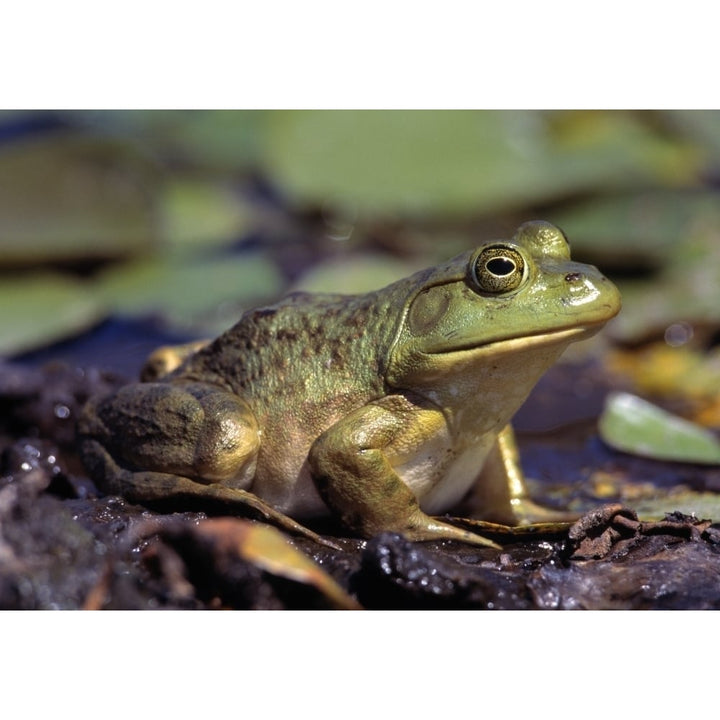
(95, 251, 283, 334)
(549, 190, 720, 262)
(70, 110, 267, 172)
(552, 188, 720, 342)
(606, 345, 720, 429)
(629, 491, 720, 522)
(161, 179, 253, 249)
(610, 279, 720, 343)
(294, 253, 422, 294)
(0, 273, 103, 355)
(262, 110, 697, 217)
(609, 217, 720, 342)
(599, 392, 720, 465)
(662, 110, 720, 166)
(0, 134, 162, 264)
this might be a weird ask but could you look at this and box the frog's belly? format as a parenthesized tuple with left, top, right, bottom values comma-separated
(253, 460, 327, 518)
(396, 434, 496, 516)
(253, 434, 496, 520)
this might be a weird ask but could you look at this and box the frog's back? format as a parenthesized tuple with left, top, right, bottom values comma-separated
(177, 290, 403, 422)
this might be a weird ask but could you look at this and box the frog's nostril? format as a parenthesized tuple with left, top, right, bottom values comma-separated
(565, 272, 583, 282)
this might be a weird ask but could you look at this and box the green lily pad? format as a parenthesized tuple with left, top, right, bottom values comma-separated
(609, 280, 720, 343)
(630, 491, 720, 522)
(95, 251, 283, 334)
(553, 189, 720, 343)
(609, 225, 720, 343)
(70, 110, 267, 172)
(294, 254, 422, 294)
(0, 273, 103, 355)
(663, 110, 720, 166)
(549, 190, 720, 263)
(262, 110, 696, 217)
(161, 179, 253, 249)
(0, 133, 162, 264)
(599, 391, 720, 465)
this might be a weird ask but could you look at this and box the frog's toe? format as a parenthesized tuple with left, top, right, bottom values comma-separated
(509, 497, 579, 525)
(404, 511, 502, 549)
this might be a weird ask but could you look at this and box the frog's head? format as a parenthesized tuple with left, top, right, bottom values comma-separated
(386, 220, 621, 391)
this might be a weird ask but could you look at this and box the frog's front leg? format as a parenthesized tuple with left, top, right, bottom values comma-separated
(462, 424, 578, 525)
(308, 395, 500, 548)
(78, 381, 336, 547)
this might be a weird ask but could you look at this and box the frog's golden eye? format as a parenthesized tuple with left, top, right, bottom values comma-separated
(470, 245, 526, 294)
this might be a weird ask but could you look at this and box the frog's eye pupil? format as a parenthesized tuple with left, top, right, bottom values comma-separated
(486, 257, 515, 276)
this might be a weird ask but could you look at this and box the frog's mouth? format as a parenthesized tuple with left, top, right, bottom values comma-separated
(423, 319, 607, 357)
(387, 320, 613, 389)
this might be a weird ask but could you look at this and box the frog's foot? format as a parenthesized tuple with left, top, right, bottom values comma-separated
(405, 511, 502, 549)
(460, 424, 579, 528)
(139, 339, 211, 381)
(81, 439, 342, 550)
(508, 497, 580, 526)
(309, 398, 503, 549)
(127, 472, 343, 550)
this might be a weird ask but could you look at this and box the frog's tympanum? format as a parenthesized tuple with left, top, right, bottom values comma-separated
(79, 221, 621, 547)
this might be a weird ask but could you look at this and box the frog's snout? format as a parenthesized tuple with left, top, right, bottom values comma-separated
(561, 264, 621, 320)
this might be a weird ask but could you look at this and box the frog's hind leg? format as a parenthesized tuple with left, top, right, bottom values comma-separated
(461, 424, 578, 525)
(79, 382, 339, 548)
(308, 398, 502, 549)
(81, 439, 338, 547)
(80, 381, 261, 487)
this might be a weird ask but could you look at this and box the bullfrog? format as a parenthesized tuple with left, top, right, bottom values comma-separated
(79, 221, 621, 548)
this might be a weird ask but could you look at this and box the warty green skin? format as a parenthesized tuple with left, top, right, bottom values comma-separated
(79, 221, 621, 547)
